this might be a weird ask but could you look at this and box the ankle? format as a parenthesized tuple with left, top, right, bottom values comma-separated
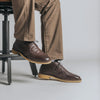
(24, 41, 34, 43)
(52, 59, 63, 62)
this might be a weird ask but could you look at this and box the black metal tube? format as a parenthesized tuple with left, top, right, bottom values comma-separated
(2, 12, 10, 55)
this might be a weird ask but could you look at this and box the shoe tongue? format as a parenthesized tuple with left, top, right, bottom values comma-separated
(53, 61, 60, 66)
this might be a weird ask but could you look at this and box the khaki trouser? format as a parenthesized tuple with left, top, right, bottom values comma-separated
(12, 0, 63, 60)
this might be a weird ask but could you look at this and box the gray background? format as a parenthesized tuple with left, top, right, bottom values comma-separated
(0, 0, 100, 61)
(0, 0, 100, 100)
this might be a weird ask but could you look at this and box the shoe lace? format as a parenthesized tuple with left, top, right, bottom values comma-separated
(31, 40, 41, 53)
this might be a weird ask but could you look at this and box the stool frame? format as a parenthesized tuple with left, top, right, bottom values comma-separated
(0, 2, 38, 85)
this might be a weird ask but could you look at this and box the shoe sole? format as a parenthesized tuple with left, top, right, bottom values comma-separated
(12, 49, 51, 64)
(38, 74, 82, 83)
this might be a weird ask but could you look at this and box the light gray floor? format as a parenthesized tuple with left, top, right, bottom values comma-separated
(0, 0, 100, 99)
(0, 60, 100, 100)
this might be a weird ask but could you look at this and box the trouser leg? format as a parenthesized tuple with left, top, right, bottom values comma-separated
(12, 0, 64, 60)
(35, 0, 64, 60)
(12, 0, 35, 41)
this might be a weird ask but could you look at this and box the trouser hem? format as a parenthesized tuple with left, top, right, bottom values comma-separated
(14, 33, 35, 41)
(48, 55, 64, 60)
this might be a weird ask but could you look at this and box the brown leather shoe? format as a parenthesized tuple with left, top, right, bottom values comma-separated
(38, 61, 82, 83)
(12, 40, 51, 64)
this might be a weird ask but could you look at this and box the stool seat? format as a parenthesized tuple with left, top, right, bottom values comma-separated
(0, 0, 11, 2)
(0, 0, 12, 6)
(0, 0, 12, 5)
(0, 0, 12, 14)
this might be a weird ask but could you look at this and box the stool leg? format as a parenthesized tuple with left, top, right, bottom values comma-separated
(2, 60, 5, 73)
(7, 58, 12, 85)
(29, 62, 38, 77)
(2, 11, 12, 85)
(2, 15, 9, 55)
(2, 11, 9, 75)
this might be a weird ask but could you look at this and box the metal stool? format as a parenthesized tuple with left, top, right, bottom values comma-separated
(0, 0, 38, 85)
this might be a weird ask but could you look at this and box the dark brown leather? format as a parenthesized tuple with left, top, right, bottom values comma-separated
(39, 61, 81, 81)
(12, 39, 51, 64)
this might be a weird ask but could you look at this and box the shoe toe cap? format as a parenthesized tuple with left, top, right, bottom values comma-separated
(71, 74, 82, 82)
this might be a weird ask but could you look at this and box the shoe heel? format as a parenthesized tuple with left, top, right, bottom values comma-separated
(12, 49, 19, 54)
(29, 62, 38, 77)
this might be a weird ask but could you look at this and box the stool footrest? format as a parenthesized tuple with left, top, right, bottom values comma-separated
(0, 50, 12, 53)
(0, 54, 25, 60)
